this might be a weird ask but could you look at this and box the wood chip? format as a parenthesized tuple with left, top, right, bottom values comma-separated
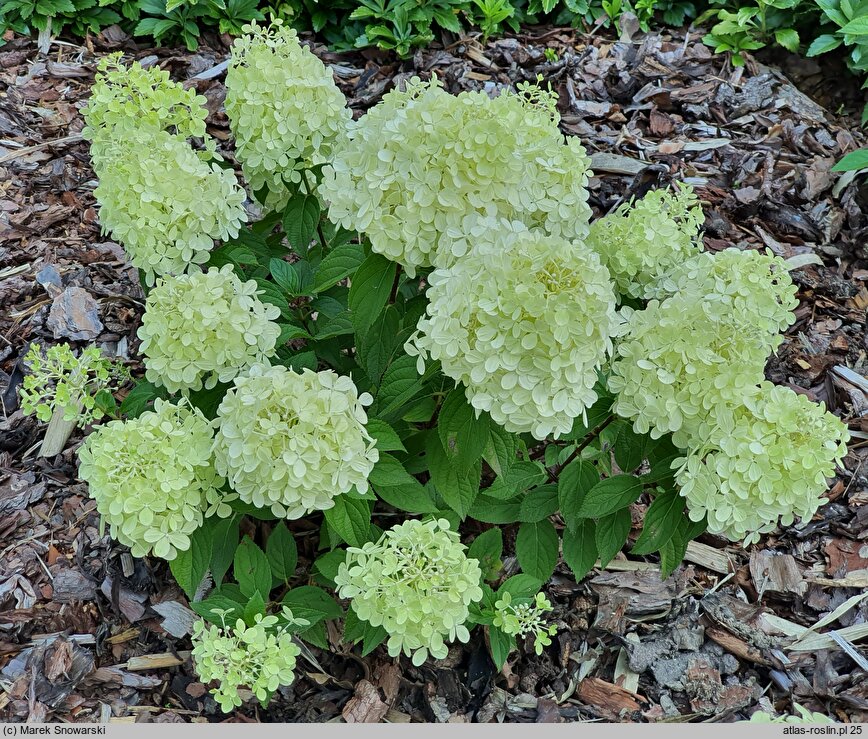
(125, 651, 190, 671)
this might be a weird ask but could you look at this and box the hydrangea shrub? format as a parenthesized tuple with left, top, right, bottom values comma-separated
(53, 23, 851, 715)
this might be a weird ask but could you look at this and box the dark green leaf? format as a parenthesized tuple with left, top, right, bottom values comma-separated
(357, 306, 401, 383)
(365, 418, 406, 452)
(484, 424, 518, 477)
(611, 421, 648, 472)
(595, 508, 632, 567)
(558, 459, 599, 530)
(437, 390, 490, 472)
(282, 193, 321, 253)
(515, 520, 558, 582)
(323, 496, 372, 547)
(209, 515, 239, 585)
(576, 475, 644, 519)
(488, 626, 516, 670)
(467, 528, 503, 581)
(427, 433, 481, 519)
(312, 549, 347, 587)
(376, 354, 439, 422)
(119, 380, 167, 419)
(467, 494, 521, 524)
(269, 258, 301, 295)
(266, 522, 298, 582)
(310, 243, 365, 293)
(519, 485, 559, 523)
(298, 621, 328, 648)
(281, 585, 342, 626)
(348, 253, 395, 336)
(253, 277, 292, 316)
(497, 574, 543, 600)
(832, 148, 868, 172)
(169, 523, 213, 600)
(234, 536, 272, 599)
(276, 323, 311, 345)
(190, 593, 245, 624)
(242, 590, 266, 625)
(631, 489, 685, 555)
(562, 519, 597, 582)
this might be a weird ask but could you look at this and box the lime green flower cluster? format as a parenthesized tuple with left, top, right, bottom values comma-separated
(588, 186, 703, 299)
(676, 382, 849, 544)
(320, 77, 593, 276)
(77, 399, 228, 560)
(650, 248, 798, 335)
(493, 591, 557, 656)
(335, 518, 483, 666)
(749, 704, 836, 723)
(225, 21, 351, 210)
(191, 612, 301, 713)
(83, 53, 211, 166)
(213, 364, 379, 519)
(84, 57, 247, 284)
(138, 265, 282, 393)
(93, 130, 247, 285)
(406, 217, 620, 440)
(20, 343, 125, 427)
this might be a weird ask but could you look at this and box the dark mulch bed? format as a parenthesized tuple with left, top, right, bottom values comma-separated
(1, 19, 867, 724)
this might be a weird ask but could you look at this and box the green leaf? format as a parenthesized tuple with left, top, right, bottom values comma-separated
(483, 424, 518, 477)
(119, 380, 167, 419)
(832, 148, 868, 171)
(312, 549, 347, 587)
(611, 421, 648, 472)
(774, 27, 799, 51)
(519, 485, 559, 523)
(515, 520, 559, 582)
(253, 278, 291, 316)
(190, 593, 245, 625)
(365, 418, 406, 452)
(343, 609, 387, 655)
(357, 306, 401, 383)
(497, 574, 543, 600)
(595, 508, 632, 567)
(242, 590, 266, 625)
(660, 515, 707, 577)
(558, 459, 600, 530)
(276, 323, 311, 345)
(376, 354, 439, 422)
(368, 453, 439, 513)
(806, 33, 843, 55)
(368, 453, 417, 486)
(489, 461, 547, 500)
(269, 258, 301, 295)
(631, 489, 685, 555)
(348, 253, 395, 336)
(437, 391, 490, 472)
(562, 394, 613, 440)
(234, 537, 272, 600)
(281, 585, 342, 626)
(324, 496, 372, 547)
(170, 523, 213, 600)
(310, 243, 365, 293)
(427, 433, 481, 519)
(298, 620, 328, 648)
(562, 519, 597, 582)
(488, 625, 516, 669)
(467, 494, 521, 524)
(209, 515, 239, 585)
(282, 193, 321, 253)
(467, 528, 503, 581)
(841, 16, 868, 33)
(576, 475, 643, 519)
(266, 522, 298, 582)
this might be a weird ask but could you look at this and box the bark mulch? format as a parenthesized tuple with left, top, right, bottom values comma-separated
(0, 19, 867, 724)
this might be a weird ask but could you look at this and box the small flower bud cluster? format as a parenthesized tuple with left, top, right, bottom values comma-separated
(335, 518, 483, 666)
(320, 77, 593, 276)
(213, 364, 379, 519)
(191, 613, 301, 713)
(493, 591, 557, 655)
(77, 399, 228, 560)
(225, 20, 352, 210)
(84, 57, 246, 284)
(20, 343, 125, 427)
(588, 186, 703, 299)
(676, 382, 849, 544)
(406, 217, 620, 440)
(138, 265, 282, 393)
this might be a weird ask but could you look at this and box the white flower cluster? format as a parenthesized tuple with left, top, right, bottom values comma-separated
(407, 217, 620, 439)
(588, 185, 703, 299)
(192, 613, 300, 713)
(676, 382, 849, 544)
(84, 57, 247, 284)
(77, 399, 228, 560)
(320, 77, 593, 276)
(335, 518, 483, 665)
(213, 364, 379, 518)
(225, 20, 351, 209)
(138, 265, 282, 393)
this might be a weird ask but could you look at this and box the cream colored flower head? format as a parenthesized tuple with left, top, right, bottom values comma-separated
(138, 265, 282, 394)
(77, 399, 229, 560)
(192, 614, 300, 713)
(225, 20, 351, 210)
(650, 247, 798, 335)
(83, 53, 212, 167)
(93, 129, 247, 285)
(609, 291, 782, 447)
(320, 77, 593, 276)
(587, 185, 703, 300)
(335, 518, 483, 666)
(676, 382, 849, 544)
(213, 364, 379, 518)
(407, 216, 620, 440)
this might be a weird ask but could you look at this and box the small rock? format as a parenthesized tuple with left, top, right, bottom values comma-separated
(35, 265, 62, 297)
(51, 569, 96, 603)
(46, 286, 103, 341)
